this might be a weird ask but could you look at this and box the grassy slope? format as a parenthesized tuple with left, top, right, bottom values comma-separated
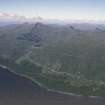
(0, 23, 105, 96)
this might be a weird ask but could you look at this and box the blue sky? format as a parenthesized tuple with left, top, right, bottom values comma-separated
(0, 0, 105, 20)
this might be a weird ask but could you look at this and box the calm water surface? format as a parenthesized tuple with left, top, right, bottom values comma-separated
(0, 66, 105, 105)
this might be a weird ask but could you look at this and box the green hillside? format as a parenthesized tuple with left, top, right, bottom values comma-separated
(0, 22, 105, 96)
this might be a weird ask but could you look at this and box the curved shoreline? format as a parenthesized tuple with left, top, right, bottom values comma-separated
(0, 64, 103, 99)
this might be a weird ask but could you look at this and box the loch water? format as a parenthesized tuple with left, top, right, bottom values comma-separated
(0, 66, 105, 105)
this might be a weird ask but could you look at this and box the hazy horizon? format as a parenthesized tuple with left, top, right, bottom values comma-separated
(0, 0, 105, 21)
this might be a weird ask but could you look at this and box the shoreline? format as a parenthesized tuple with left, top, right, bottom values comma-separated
(0, 64, 103, 99)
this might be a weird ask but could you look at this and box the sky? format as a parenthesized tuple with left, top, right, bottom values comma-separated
(0, 0, 105, 21)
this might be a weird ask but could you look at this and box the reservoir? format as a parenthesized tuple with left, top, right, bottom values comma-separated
(0, 66, 105, 105)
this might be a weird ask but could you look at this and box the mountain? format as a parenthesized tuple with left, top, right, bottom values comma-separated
(0, 11, 46, 27)
(0, 12, 26, 26)
(0, 21, 105, 96)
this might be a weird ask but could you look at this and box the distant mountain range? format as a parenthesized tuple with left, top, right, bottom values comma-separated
(0, 11, 105, 27)
(0, 12, 27, 21)
(0, 11, 44, 26)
